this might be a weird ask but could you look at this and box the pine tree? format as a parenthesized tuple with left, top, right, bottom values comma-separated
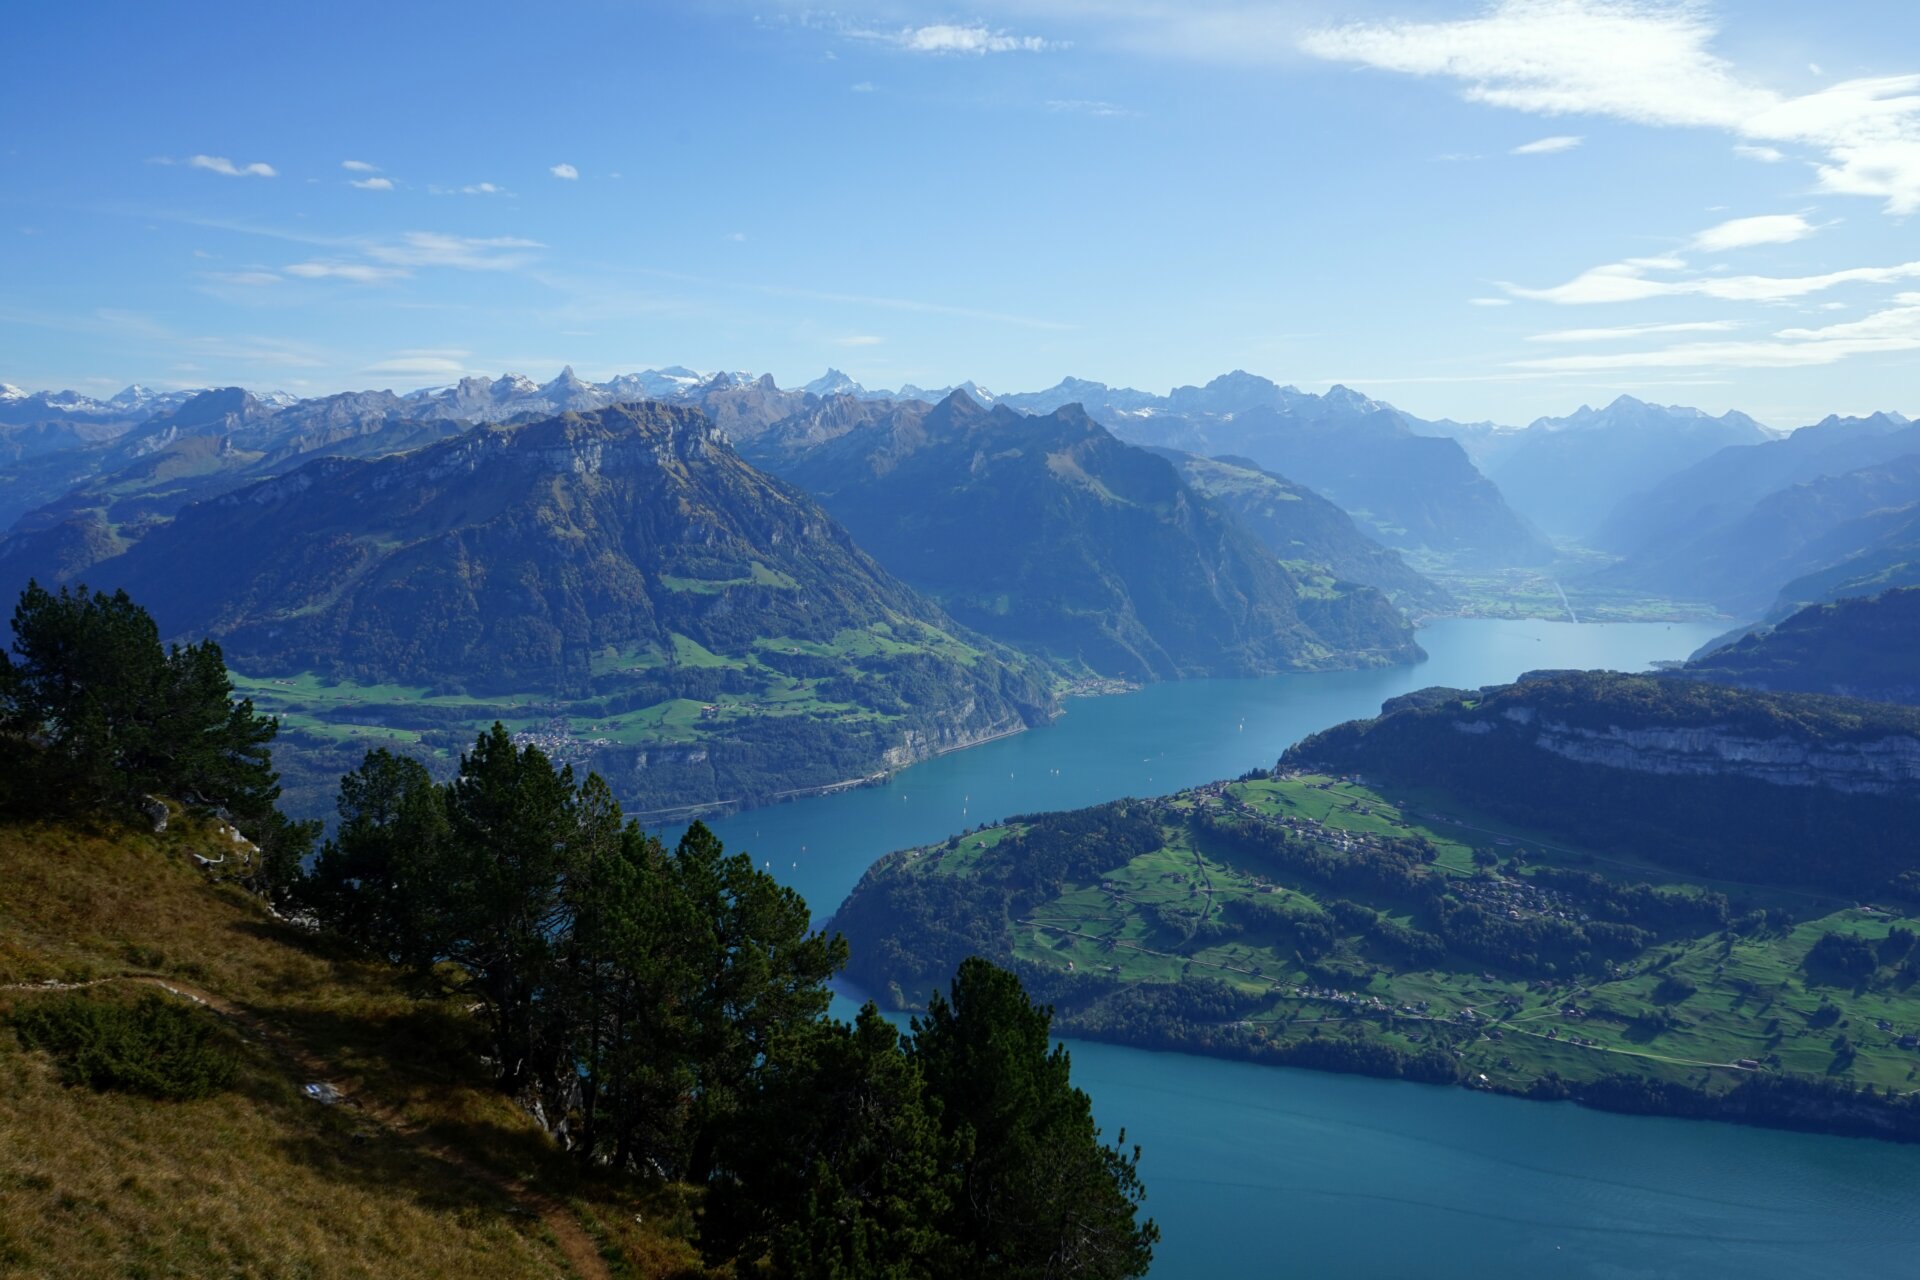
(910, 957, 1157, 1279)
(707, 1005, 951, 1278)
(2, 581, 313, 890)
(672, 820, 848, 1181)
(304, 748, 450, 964)
(439, 723, 583, 1095)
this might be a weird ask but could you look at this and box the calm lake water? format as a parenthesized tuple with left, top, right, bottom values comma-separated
(694, 619, 1920, 1277)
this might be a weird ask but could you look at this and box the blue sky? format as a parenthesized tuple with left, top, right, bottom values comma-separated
(4, 0, 1919, 426)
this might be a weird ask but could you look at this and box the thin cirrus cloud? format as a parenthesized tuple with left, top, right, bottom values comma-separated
(1511, 294, 1920, 370)
(186, 154, 276, 178)
(1505, 255, 1920, 305)
(349, 177, 396, 191)
(427, 182, 509, 196)
(550, 162, 579, 180)
(833, 335, 884, 347)
(365, 232, 543, 271)
(341, 160, 379, 173)
(1525, 320, 1742, 343)
(207, 270, 284, 287)
(285, 261, 409, 283)
(854, 23, 1056, 55)
(1047, 99, 1139, 118)
(1511, 135, 1582, 154)
(1300, 0, 1920, 214)
(365, 349, 472, 377)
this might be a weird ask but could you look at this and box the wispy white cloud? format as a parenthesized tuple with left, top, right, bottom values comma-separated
(366, 349, 471, 377)
(365, 232, 543, 271)
(1689, 212, 1815, 251)
(428, 181, 510, 196)
(285, 261, 409, 283)
(349, 176, 396, 191)
(341, 160, 379, 173)
(1512, 295, 1920, 369)
(1302, 0, 1920, 214)
(207, 270, 283, 287)
(833, 335, 884, 346)
(1047, 98, 1139, 118)
(1469, 297, 1512, 306)
(1526, 319, 1741, 342)
(1511, 134, 1582, 155)
(550, 162, 579, 180)
(1734, 143, 1785, 162)
(187, 154, 276, 178)
(850, 81, 876, 93)
(1506, 255, 1920, 305)
(856, 23, 1057, 55)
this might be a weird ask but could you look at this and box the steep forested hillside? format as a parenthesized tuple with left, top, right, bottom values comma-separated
(29, 404, 1056, 815)
(1158, 450, 1451, 613)
(1687, 588, 1920, 706)
(755, 392, 1423, 680)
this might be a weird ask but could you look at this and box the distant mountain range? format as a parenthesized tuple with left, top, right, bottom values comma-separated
(745, 391, 1424, 681)
(1595, 451, 1920, 616)
(1473, 397, 1776, 542)
(991, 372, 1554, 568)
(0, 367, 1550, 569)
(11, 365, 1916, 606)
(1596, 411, 1917, 558)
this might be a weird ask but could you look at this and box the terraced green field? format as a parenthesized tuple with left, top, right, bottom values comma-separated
(233, 619, 1028, 819)
(845, 773, 1920, 1108)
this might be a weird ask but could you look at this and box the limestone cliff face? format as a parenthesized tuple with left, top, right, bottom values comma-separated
(1284, 671, 1920, 888)
(1458, 703, 1920, 795)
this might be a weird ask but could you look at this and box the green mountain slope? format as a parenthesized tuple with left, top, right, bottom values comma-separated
(0, 812, 706, 1278)
(833, 674, 1920, 1141)
(42, 404, 1055, 815)
(1156, 450, 1452, 613)
(753, 392, 1423, 681)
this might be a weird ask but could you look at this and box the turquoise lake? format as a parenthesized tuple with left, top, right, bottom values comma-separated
(695, 619, 1920, 1277)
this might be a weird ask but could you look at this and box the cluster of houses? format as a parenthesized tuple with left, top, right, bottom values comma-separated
(1452, 870, 1590, 925)
(509, 715, 612, 769)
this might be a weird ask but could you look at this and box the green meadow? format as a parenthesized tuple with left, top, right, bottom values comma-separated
(882, 772, 1920, 1099)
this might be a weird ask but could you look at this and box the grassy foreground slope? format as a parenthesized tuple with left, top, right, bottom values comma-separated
(0, 811, 703, 1279)
(836, 764, 1920, 1139)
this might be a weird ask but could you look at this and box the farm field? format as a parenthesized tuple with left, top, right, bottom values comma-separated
(231, 620, 1021, 819)
(844, 772, 1920, 1106)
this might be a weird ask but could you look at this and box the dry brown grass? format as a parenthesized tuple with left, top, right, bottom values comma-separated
(0, 813, 711, 1280)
